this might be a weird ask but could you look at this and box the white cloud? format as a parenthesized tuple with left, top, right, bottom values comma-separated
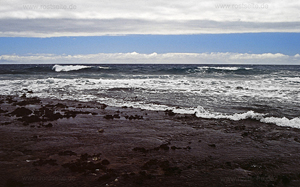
(1, 52, 298, 64)
(0, 19, 299, 37)
(0, 0, 299, 36)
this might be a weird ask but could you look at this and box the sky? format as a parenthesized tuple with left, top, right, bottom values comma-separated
(0, 0, 300, 64)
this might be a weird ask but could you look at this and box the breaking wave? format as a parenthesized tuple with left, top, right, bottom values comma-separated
(197, 66, 253, 71)
(194, 106, 300, 129)
(52, 65, 92, 72)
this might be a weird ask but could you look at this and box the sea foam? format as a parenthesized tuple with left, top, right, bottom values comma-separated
(52, 65, 92, 72)
(194, 106, 265, 120)
(197, 66, 253, 71)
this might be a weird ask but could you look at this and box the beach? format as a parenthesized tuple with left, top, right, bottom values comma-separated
(1, 94, 300, 187)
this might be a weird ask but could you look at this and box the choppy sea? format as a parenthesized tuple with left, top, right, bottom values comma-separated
(0, 64, 299, 128)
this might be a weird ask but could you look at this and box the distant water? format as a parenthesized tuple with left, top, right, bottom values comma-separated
(0, 64, 299, 128)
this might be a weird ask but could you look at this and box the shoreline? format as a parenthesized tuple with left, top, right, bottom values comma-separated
(1, 95, 300, 186)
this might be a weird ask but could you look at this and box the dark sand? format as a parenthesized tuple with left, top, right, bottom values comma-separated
(1, 95, 300, 187)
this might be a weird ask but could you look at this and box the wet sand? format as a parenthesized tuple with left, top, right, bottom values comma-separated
(1, 95, 300, 187)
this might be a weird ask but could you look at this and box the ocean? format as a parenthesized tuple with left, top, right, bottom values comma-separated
(0, 64, 299, 128)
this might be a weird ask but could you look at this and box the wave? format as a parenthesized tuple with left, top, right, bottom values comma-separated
(194, 106, 300, 128)
(98, 66, 110, 69)
(52, 65, 92, 72)
(91, 98, 299, 129)
(261, 117, 300, 129)
(197, 66, 253, 71)
(194, 106, 264, 120)
(109, 101, 300, 129)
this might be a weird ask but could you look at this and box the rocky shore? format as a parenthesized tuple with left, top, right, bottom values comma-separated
(1, 95, 300, 187)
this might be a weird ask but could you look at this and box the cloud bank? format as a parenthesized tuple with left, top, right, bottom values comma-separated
(1, 52, 299, 64)
(1, 0, 300, 37)
(1, 19, 300, 37)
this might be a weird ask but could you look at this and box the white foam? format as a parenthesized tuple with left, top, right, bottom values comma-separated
(260, 117, 300, 128)
(197, 66, 253, 71)
(194, 106, 300, 129)
(194, 106, 265, 121)
(0, 75, 299, 129)
(98, 66, 110, 69)
(52, 65, 92, 72)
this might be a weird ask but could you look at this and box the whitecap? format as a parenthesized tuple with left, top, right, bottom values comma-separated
(260, 117, 300, 128)
(52, 65, 92, 72)
(194, 106, 265, 120)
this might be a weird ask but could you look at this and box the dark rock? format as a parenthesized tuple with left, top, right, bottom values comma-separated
(62, 154, 105, 173)
(133, 147, 148, 153)
(278, 175, 291, 185)
(163, 166, 182, 176)
(128, 115, 134, 120)
(170, 146, 182, 150)
(0, 108, 7, 113)
(141, 159, 158, 170)
(37, 107, 64, 121)
(98, 173, 113, 181)
(165, 109, 176, 116)
(98, 129, 104, 133)
(5, 179, 25, 187)
(22, 122, 29, 126)
(171, 146, 177, 150)
(58, 150, 77, 156)
(55, 103, 68, 108)
(159, 143, 170, 150)
(14, 97, 41, 106)
(19, 115, 41, 123)
(183, 146, 191, 150)
(64, 110, 76, 118)
(139, 171, 147, 176)
(44, 123, 53, 128)
(80, 153, 90, 161)
(208, 144, 216, 148)
(10, 107, 32, 117)
(104, 115, 114, 120)
(100, 104, 107, 109)
(32, 159, 58, 166)
(234, 125, 246, 131)
(113, 114, 120, 118)
(242, 132, 249, 137)
(6, 96, 16, 103)
(294, 138, 300, 143)
(101, 159, 110, 165)
(122, 106, 128, 109)
(1, 122, 11, 126)
(226, 162, 232, 167)
(127, 115, 143, 120)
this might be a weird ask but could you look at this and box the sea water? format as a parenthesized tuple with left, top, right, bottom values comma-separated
(0, 64, 299, 128)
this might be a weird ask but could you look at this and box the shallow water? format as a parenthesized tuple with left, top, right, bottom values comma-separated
(0, 64, 299, 128)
